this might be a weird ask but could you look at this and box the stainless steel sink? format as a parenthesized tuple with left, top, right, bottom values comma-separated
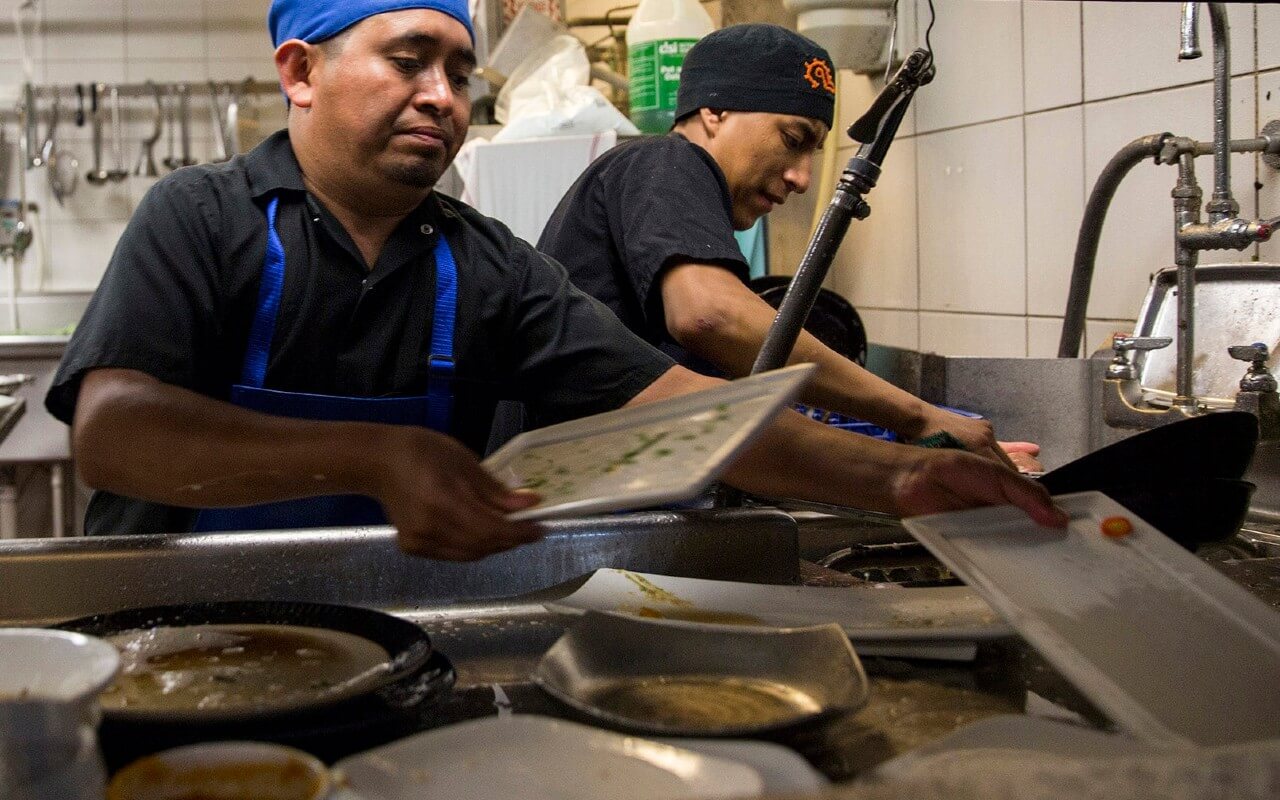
(0, 508, 798, 627)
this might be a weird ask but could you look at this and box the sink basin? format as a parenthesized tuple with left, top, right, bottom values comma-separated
(0, 509, 798, 627)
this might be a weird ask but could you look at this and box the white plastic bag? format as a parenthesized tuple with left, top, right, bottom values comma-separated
(492, 35, 639, 143)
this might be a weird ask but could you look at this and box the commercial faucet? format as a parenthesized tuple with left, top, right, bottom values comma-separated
(1101, 2, 1280, 436)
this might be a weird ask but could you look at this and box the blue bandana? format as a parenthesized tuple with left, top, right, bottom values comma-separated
(268, 0, 475, 48)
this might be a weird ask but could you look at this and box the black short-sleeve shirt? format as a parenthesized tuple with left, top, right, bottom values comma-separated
(537, 134, 749, 356)
(48, 130, 673, 535)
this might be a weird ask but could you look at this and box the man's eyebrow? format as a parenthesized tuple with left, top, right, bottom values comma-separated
(383, 32, 477, 68)
(788, 121, 825, 147)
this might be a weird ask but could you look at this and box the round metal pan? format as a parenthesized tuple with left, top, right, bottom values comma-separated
(750, 276, 868, 366)
(1037, 412, 1259, 550)
(53, 600, 433, 724)
(1038, 411, 1258, 491)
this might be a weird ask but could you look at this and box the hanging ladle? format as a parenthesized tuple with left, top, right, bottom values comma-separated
(105, 85, 129, 182)
(84, 84, 112, 186)
(133, 81, 162, 177)
(43, 88, 79, 205)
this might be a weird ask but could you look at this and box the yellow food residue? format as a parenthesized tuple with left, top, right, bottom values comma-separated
(621, 571, 694, 607)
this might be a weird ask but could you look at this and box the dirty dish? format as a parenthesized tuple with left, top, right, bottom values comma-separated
(545, 568, 1012, 649)
(332, 714, 763, 800)
(532, 611, 868, 736)
(653, 738, 827, 794)
(53, 601, 432, 723)
(107, 741, 330, 800)
(903, 491, 1280, 747)
(0, 628, 120, 705)
(484, 364, 815, 521)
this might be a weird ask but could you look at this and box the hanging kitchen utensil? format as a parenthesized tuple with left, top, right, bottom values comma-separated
(235, 76, 264, 153)
(161, 85, 178, 170)
(208, 81, 230, 162)
(23, 83, 43, 169)
(84, 84, 112, 186)
(133, 81, 162, 177)
(43, 88, 79, 205)
(224, 84, 240, 156)
(175, 83, 196, 168)
(105, 85, 129, 182)
(74, 83, 85, 127)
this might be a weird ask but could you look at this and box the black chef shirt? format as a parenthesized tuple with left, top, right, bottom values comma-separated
(48, 130, 674, 535)
(538, 134, 749, 363)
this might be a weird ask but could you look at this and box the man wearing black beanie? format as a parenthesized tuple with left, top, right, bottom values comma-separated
(540, 24, 1038, 470)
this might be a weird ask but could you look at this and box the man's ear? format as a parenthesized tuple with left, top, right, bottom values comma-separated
(276, 40, 318, 109)
(698, 107, 727, 138)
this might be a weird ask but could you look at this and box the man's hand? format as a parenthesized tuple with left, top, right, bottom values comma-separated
(999, 441, 1043, 474)
(914, 407, 1007, 465)
(915, 408, 1044, 473)
(891, 448, 1068, 527)
(373, 427, 545, 561)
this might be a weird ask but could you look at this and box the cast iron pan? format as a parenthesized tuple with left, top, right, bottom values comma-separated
(54, 600, 434, 722)
(54, 600, 453, 770)
(1037, 412, 1260, 549)
(750, 275, 868, 366)
(1038, 412, 1258, 492)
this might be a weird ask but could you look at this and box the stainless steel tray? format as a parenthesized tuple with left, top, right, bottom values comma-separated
(1133, 263, 1280, 407)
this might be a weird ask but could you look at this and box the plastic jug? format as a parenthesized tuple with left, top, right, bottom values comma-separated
(626, 0, 714, 134)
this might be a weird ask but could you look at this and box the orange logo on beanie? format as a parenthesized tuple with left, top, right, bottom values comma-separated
(803, 57, 836, 94)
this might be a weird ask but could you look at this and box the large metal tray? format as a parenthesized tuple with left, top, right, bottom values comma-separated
(1133, 263, 1280, 408)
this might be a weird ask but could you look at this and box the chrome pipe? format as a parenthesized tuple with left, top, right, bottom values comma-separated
(1179, 3, 1202, 60)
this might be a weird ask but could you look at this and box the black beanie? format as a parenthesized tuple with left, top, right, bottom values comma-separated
(673, 24, 836, 129)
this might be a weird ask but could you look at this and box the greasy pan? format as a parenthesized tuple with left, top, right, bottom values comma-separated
(53, 600, 433, 724)
(1037, 412, 1259, 549)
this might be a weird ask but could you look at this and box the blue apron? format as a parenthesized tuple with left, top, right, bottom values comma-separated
(193, 196, 458, 532)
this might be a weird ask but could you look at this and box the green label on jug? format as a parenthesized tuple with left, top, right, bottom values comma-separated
(628, 38, 698, 113)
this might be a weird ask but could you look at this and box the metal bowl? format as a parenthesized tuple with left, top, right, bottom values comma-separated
(532, 611, 869, 737)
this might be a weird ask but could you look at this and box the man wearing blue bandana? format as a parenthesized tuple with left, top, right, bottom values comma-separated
(46, 1, 1064, 556)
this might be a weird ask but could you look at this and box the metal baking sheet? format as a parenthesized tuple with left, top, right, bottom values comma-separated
(904, 492, 1280, 747)
(484, 364, 815, 521)
(1133, 263, 1280, 408)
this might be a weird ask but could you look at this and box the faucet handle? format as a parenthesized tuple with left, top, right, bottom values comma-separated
(1228, 342, 1270, 364)
(1112, 335, 1172, 353)
(1229, 342, 1278, 393)
(1107, 335, 1170, 381)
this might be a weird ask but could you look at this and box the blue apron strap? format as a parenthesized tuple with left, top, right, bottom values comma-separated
(426, 234, 458, 431)
(242, 196, 286, 388)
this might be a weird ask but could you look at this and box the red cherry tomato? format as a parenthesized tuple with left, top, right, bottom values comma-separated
(1100, 516, 1133, 538)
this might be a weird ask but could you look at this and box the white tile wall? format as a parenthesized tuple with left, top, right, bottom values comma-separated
(1023, 1, 1082, 113)
(1082, 2, 1253, 102)
(1027, 316, 1065, 358)
(914, 0, 1023, 133)
(1258, 68, 1280, 264)
(858, 308, 918, 351)
(919, 312, 1026, 358)
(0, 0, 277, 313)
(1082, 77, 1257, 320)
(1261, 5, 1280, 72)
(827, 137, 916, 310)
(1025, 105, 1084, 317)
(917, 117, 1025, 315)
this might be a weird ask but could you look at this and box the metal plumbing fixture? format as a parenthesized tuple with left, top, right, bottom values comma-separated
(1059, 3, 1280, 437)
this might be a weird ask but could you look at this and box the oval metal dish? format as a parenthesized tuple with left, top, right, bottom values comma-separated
(532, 610, 869, 737)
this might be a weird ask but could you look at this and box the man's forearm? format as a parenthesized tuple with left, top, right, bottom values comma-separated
(676, 289, 932, 437)
(74, 368, 387, 508)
